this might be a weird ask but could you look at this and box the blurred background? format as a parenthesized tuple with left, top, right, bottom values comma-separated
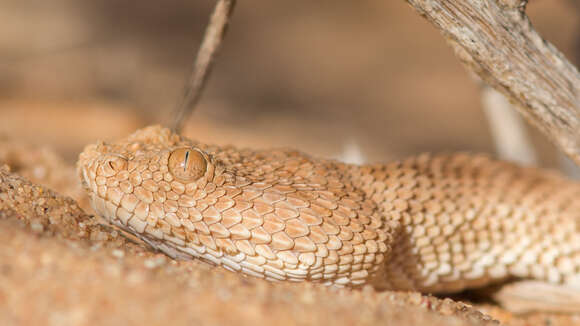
(0, 0, 578, 164)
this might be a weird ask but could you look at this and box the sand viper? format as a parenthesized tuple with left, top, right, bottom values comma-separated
(77, 125, 580, 293)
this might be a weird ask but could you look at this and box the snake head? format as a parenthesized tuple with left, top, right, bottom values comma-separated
(77, 125, 225, 237)
(78, 125, 393, 287)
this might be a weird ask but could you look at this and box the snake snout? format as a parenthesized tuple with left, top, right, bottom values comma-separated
(77, 147, 129, 194)
(80, 165, 91, 190)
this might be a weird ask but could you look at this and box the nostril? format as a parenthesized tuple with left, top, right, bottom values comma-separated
(103, 156, 127, 176)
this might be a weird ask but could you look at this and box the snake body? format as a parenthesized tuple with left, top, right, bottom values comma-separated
(77, 125, 580, 292)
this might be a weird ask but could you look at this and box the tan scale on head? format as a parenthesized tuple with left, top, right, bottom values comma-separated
(78, 125, 395, 287)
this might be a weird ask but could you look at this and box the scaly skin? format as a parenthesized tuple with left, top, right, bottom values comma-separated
(77, 125, 580, 293)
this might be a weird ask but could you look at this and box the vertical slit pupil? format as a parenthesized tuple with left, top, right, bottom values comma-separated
(184, 150, 190, 172)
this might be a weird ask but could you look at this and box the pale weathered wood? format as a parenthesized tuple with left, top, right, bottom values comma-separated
(405, 0, 580, 164)
(481, 85, 537, 165)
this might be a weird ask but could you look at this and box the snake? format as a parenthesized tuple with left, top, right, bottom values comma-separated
(77, 125, 580, 293)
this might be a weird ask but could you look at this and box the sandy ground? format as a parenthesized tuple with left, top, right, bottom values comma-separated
(1, 1, 580, 325)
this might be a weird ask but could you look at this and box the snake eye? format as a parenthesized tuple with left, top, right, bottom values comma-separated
(168, 148, 207, 182)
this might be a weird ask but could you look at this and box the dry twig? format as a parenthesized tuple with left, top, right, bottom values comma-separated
(171, 0, 236, 134)
(406, 0, 580, 164)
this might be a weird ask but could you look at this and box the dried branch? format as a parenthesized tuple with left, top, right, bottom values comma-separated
(481, 85, 537, 165)
(405, 0, 580, 164)
(171, 0, 236, 134)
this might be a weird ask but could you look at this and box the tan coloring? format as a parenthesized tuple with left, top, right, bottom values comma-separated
(78, 126, 580, 292)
